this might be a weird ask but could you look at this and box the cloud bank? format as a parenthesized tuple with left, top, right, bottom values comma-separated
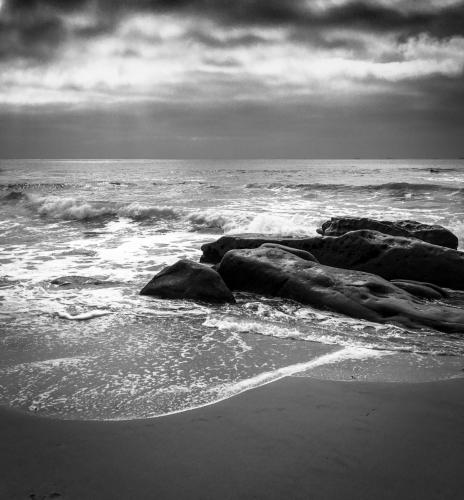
(0, 0, 463, 107)
(0, 1, 463, 158)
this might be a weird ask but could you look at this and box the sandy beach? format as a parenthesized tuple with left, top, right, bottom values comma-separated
(1, 376, 463, 500)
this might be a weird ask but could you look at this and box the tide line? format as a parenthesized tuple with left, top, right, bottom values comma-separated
(105, 346, 389, 422)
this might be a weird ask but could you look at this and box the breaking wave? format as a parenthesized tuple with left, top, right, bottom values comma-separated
(226, 214, 311, 236)
(188, 211, 313, 236)
(117, 203, 180, 220)
(187, 212, 230, 230)
(23, 195, 182, 221)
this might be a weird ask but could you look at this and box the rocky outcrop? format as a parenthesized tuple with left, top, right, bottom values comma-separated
(140, 259, 235, 303)
(51, 276, 119, 288)
(317, 217, 458, 249)
(200, 234, 318, 264)
(201, 231, 464, 290)
(217, 247, 464, 333)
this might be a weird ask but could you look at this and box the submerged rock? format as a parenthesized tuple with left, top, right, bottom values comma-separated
(217, 247, 464, 333)
(2, 191, 26, 202)
(50, 276, 119, 288)
(140, 259, 235, 303)
(317, 217, 458, 249)
(201, 231, 464, 290)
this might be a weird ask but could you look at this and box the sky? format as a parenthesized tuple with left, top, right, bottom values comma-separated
(1, 0, 464, 158)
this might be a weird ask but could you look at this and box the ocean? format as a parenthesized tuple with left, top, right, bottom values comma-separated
(1, 159, 463, 420)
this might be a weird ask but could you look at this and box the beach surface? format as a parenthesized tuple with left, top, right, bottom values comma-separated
(1, 376, 463, 500)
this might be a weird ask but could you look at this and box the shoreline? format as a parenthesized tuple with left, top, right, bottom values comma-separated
(1, 376, 463, 499)
(3, 346, 462, 423)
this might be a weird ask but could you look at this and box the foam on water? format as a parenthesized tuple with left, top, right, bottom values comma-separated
(1, 158, 464, 420)
(56, 310, 112, 321)
(203, 307, 464, 357)
(22, 194, 184, 222)
(215, 346, 388, 400)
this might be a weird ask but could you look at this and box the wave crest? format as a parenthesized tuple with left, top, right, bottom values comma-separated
(188, 212, 230, 230)
(33, 196, 111, 220)
(117, 203, 180, 220)
(188, 211, 313, 236)
(27, 195, 181, 221)
(225, 213, 311, 236)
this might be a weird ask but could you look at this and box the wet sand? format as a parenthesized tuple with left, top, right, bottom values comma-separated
(1, 377, 463, 500)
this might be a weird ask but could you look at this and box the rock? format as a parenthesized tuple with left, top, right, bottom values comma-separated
(50, 276, 118, 288)
(140, 259, 235, 303)
(317, 217, 458, 249)
(390, 280, 449, 300)
(200, 234, 317, 264)
(201, 231, 464, 290)
(2, 191, 26, 202)
(259, 243, 319, 262)
(217, 247, 464, 333)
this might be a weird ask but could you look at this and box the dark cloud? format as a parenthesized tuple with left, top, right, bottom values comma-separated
(3, 1, 464, 50)
(142, 0, 464, 39)
(187, 31, 268, 49)
(1, 1, 462, 157)
(0, 1, 115, 61)
(0, 15, 66, 60)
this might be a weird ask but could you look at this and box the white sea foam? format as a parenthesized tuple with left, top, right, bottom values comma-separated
(450, 220, 464, 250)
(215, 347, 388, 400)
(26, 195, 182, 221)
(32, 195, 112, 220)
(204, 316, 302, 339)
(225, 213, 312, 236)
(107, 347, 389, 420)
(117, 203, 180, 220)
(202, 313, 427, 354)
(187, 211, 230, 230)
(187, 210, 314, 236)
(56, 310, 111, 321)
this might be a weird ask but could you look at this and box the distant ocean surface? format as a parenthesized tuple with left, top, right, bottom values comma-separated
(1, 159, 464, 420)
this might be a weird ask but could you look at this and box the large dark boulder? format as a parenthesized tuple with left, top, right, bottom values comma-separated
(201, 231, 464, 290)
(217, 247, 464, 333)
(317, 217, 458, 249)
(140, 259, 235, 303)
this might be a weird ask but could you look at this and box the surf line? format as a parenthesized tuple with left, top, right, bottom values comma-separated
(218, 346, 389, 398)
(105, 346, 390, 422)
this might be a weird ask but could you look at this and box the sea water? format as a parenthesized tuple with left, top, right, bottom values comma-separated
(1, 159, 463, 420)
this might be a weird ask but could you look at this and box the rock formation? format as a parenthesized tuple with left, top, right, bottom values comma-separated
(140, 259, 235, 303)
(317, 217, 458, 249)
(201, 231, 464, 290)
(217, 247, 464, 333)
